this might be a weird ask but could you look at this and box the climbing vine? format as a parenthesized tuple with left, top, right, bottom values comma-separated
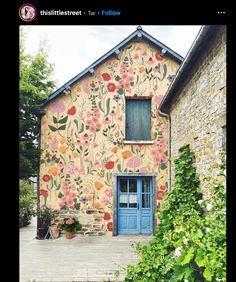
(124, 147, 226, 282)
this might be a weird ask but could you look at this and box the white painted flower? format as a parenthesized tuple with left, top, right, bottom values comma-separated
(206, 203, 213, 211)
(206, 227, 211, 232)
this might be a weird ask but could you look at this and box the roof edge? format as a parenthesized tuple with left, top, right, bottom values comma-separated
(42, 27, 184, 107)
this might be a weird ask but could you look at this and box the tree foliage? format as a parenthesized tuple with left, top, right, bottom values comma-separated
(125, 147, 226, 281)
(19, 29, 56, 179)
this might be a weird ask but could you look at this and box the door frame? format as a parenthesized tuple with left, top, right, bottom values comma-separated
(112, 172, 157, 236)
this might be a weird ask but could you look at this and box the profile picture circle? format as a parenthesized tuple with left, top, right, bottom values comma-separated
(19, 4, 37, 22)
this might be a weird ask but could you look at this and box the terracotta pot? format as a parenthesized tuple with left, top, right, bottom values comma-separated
(51, 224, 60, 239)
(65, 231, 74, 239)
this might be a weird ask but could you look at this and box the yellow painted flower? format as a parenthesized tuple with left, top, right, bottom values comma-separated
(122, 150, 133, 159)
(94, 181, 104, 190)
(60, 138, 66, 144)
(48, 166, 58, 176)
(139, 66, 145, 73)
(59, 145, 67, 154)
(74, 85, 81, 92)
(73, 151, 80, 158)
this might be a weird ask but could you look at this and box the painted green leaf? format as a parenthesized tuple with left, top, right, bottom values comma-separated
(124, 56, 129, 61)
(40, 159, 45, 164)
(74, 119, 79, 130)
(130, 82, 134, 87)
(58, 192, 63, 198)
(105, 98, 111, 116)
(57, 124, 66, 131)
(160, 162, 167, 170)
(78, 123, 84, 134)
(117, 87, 124, 95)
(74, 203, 80, 210)
(48, 125, 57, 132)
(115, 75, 121, 81)
(161, 64, 167, 81)
(58, 116, 68, 124)
(98, 100, 104, 112)
(53, 116, 58, 124)
(127, 45, 132, 49)
(117, 163, 121, 172)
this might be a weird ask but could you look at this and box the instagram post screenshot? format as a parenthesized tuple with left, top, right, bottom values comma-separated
(16, 1, 232, 281)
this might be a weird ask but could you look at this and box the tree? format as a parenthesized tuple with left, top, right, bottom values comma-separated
(19, 29, 56, 179)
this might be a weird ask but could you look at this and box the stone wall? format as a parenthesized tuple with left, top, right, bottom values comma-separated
(170, 26, 226, 197)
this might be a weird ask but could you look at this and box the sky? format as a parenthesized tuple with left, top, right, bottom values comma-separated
(21, 25, 202, 89)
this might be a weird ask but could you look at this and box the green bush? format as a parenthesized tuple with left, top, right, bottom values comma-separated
(19, 180, 36, 228)
(125, 147, 226, 282)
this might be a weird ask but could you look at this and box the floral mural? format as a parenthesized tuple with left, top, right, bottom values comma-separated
(40, 41, 180, 234)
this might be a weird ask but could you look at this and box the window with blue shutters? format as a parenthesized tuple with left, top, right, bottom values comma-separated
(125, 99, 151, 141)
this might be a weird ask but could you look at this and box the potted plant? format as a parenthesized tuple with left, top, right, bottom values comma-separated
(34, 206, 55, 239)
(59, 217, 82, 239)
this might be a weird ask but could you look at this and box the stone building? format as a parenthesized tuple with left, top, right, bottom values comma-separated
(39, 27, 183, 236)
(159, 25, 226, 197)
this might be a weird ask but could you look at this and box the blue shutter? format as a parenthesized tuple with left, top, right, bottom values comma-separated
(126, 99, 151, 140)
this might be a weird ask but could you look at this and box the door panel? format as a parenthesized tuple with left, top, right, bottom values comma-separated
(117, 177, 152, 235)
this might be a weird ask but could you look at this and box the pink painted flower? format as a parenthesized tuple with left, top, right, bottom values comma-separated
(110, 110, 116, 117)
(101, 197, 109, 206)
(67, 199, 74, 207)
(104, 117, 111, 124)
(86, 119, 92, 126)
(69, 191, 76, 198)
(142, 51, 147, 56)
(50, 137, 58, 150)
(133, 54, 139, 59)
(126, 156, 141, 169)
(78, 168, 85, 175)
(59, 200, 65, 208)
(67, 163, 78, 174)
(139, 167, 148, 173)
(89, 126, 97, 133)
(83, 187, 90, 194)
(147, 57, 154, 65)
(66, 218, 74, 225)
(50, 101, 66, 113)
(105, 188, 113, 197)
(154, 95, 163, 105)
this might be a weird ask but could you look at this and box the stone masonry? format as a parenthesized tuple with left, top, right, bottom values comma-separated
(169, 26, 226, 197)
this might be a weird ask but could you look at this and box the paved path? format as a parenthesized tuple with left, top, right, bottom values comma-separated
(20, 218, 152, 282)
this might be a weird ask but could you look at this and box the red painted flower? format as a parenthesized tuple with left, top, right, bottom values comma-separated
(155, 52, 163, 61)
(105, 161, 114, 170)
(159, 185, 166, 191)
(157, 191, 165, 200)
(104, 212, 111, 221)
(107, 222, 113, 231)
(107, 83, 116, 92)
(40, 189, 48, 197)
(102, 73, 111, 81)
(67, 106, 76, 115)
(42, 174, 50, 182)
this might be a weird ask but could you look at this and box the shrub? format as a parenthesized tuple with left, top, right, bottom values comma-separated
(124, 147, 226, 282)
(19, 180, 36, 228)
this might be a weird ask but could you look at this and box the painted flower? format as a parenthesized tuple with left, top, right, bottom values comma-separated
(157, 191, 165, 200)
(155, 52, 163, 61)
(104, 117, 111, 124)
(48, 166, 58, 176)
(59, 145, 67, 154)
(80, 197, 88, 204)
(173, 247, 182, 259)
(94, 181, 104, 190)
(139, 66, 145, 73)
(107, 222, 113, 232)
(40, 189, 48, 197)
(101, 197, 109, 206)
(153, 95, 163, 105)
(122, 150, 133, 159)
(113, 95, 121, 102)
(67, 106, 76, 115)
(50, 101, 66, 113)
(105, 188, 113, 197)
(102, 73, 111, 81)
(66, 218, 74, 225)
(126, 156, 141, 169)
(159, 185, 166, 191)
(111, 147, 118, 153)
(139, 167, 148, 173)
(67, 163, 78, 174)
(93, 201, 102, 209)
(83, 187, 90, 194)
(105, 161, 114, 170)
(107, 83, 116, 92)
(147, 57, 154, 65)
(104, 212, 111, 221)
(167, 74, 175, 82)
(42, 174, 50, 182)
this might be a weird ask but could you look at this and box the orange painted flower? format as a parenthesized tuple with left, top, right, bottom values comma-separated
(93, 202, 102, 209)
(48, 166, 58, 176)
(139, 66, 145, 73)
(107, 83, 116, 92)
(111, 147, 118, 153)
(105, 161, 114, 170)
(40, 189, 48, 197)
(122, 150, 132, 159)
(73, 151, 80, 158)
(157, 191, 165, 200)
(60, 138, 66, 144)
(59, 145, 67, 154)
(87, 195, 93, 201)
(102, 73, 111, 81)
(94, 181, 104, 190)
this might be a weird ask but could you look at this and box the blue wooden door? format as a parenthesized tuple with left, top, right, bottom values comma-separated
(117, 177, 152, 234)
